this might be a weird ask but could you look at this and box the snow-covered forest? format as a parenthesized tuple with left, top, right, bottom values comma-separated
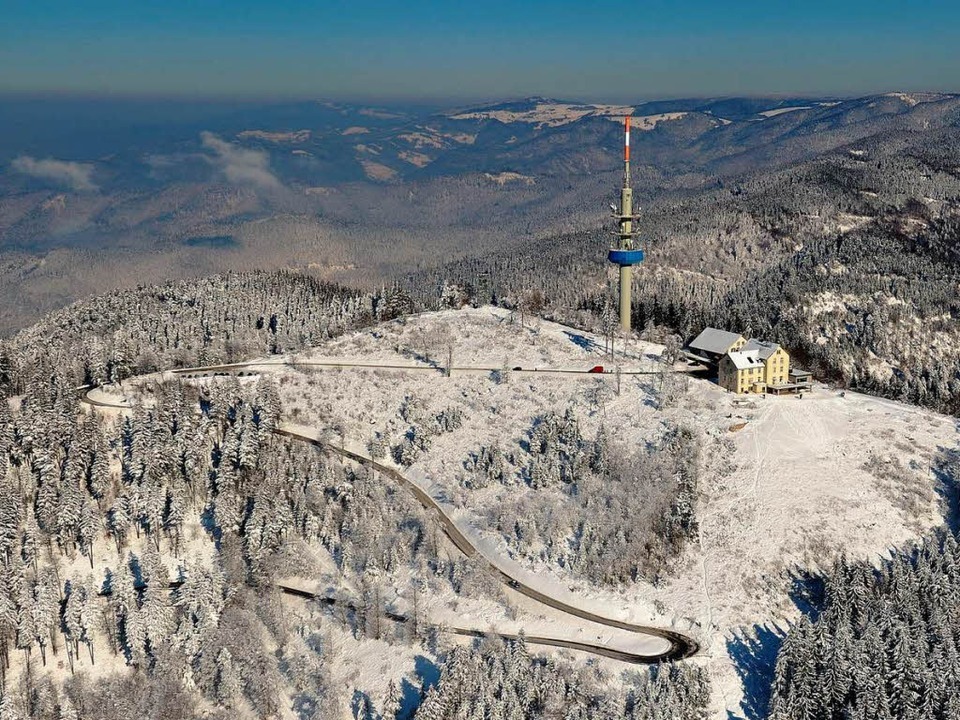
(481, 417, 699, 585)
(768, 530, 960, 720)
(3, 65, 960, 719)
(1, 224, 960, 716)
(406, 127, 960, 414)
(1, 309, 714, 717)
(414, 637, 710, 720)
(0, 372, 406, 712)
(0, 271, 415, 394)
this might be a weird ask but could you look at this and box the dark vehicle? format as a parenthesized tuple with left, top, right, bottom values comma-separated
(588, 365, 605, 374)
(513, 366, 522, 371)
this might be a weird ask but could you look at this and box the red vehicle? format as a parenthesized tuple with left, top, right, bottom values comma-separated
(588, 365, 605, 374)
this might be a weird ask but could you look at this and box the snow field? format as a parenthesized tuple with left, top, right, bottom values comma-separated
(77, 306, 960, 718)
(263, 308, 959, 718)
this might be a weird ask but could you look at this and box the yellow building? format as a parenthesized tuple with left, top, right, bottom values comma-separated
(718, 339, 791, 394)
(743, 338, 790, 387)
(719, 350, 766, 393)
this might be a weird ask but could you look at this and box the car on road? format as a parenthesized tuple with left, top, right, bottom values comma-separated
(588, 365, 605, 374)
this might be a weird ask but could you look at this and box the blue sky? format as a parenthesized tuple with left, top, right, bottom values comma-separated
(2, 0, 958, 99)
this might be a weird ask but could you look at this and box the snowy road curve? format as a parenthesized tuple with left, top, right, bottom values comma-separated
(82, 360, 700, 664)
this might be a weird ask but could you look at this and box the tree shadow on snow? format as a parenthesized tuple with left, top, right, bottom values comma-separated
(786, 565, 827, 622)
(640, 379, 662, 409)
(414, 654, 440, 691)
(199, 504, 222, 547)
(397, 655, 440, 719)
(726, 623, 787, 720)
(351, 689, 374, 720)
(563, 331, 601, 354)
(398, 679, 421, 720)
(399, 347, 441, 370)
(933, 442, 960, 534)
(728, 566, 825, 719)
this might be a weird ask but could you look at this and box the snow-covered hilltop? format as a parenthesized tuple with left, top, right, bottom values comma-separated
(4, 306, 958, 718)
(263, 308, 958, 717)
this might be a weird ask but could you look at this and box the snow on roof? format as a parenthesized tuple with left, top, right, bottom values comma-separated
(727, 349, 763, 370)
(689, 327, 744, 355)
(743, 338, 782, 360)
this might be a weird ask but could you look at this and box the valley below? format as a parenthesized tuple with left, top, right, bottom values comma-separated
(3, 88, 960, 720)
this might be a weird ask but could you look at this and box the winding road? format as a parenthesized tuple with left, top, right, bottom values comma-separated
(169, 359, 704, 378)
(82, 358, 700, 664)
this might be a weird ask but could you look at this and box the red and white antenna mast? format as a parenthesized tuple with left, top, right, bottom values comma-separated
(624, 115, 631, 166)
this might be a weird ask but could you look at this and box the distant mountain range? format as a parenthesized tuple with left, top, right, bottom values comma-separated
(1, 92, 959, 333)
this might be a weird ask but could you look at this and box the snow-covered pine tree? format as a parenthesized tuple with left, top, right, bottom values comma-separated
(381, 679, 401, 720)
(214, 647, 244, 709)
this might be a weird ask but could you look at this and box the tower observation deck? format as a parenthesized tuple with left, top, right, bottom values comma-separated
(608, 116, 643, 332)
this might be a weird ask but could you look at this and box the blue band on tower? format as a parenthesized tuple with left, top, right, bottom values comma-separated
(608, 249, 644, 266)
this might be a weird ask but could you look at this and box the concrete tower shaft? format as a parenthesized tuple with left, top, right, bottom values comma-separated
(607, 116, 644, 332)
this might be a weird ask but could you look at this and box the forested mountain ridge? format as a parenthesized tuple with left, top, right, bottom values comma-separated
(2, 275, 960, 717)
(3, 92, 960, 718)
(6, 94, 960, 413)
(408, 120, 960, 412)
(0, 294, 718, 718)
(2, 92, 959, 333)
(0, 271, 384, 393)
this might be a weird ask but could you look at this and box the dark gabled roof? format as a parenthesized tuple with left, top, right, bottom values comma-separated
(689, 327, 744, 355)
(743, 338, 782, 361)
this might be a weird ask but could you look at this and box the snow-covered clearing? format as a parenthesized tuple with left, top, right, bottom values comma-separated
(257, 307, 957, 718)
(448, 102, 636, 127)
(86, 306, 960, 718)
(626, 112, 689, 129)
(834, 212, 874, 234)
(758, 106, 811, 118)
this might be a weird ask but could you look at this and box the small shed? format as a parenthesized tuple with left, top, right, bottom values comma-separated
(789, 368, 813, 383)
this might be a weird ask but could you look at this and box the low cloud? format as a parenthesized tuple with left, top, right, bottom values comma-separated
(11, 156, 98, 192)
(200, 132, 283, 192)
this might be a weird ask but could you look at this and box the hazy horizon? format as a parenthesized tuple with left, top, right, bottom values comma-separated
(0, 88, 951, 110)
